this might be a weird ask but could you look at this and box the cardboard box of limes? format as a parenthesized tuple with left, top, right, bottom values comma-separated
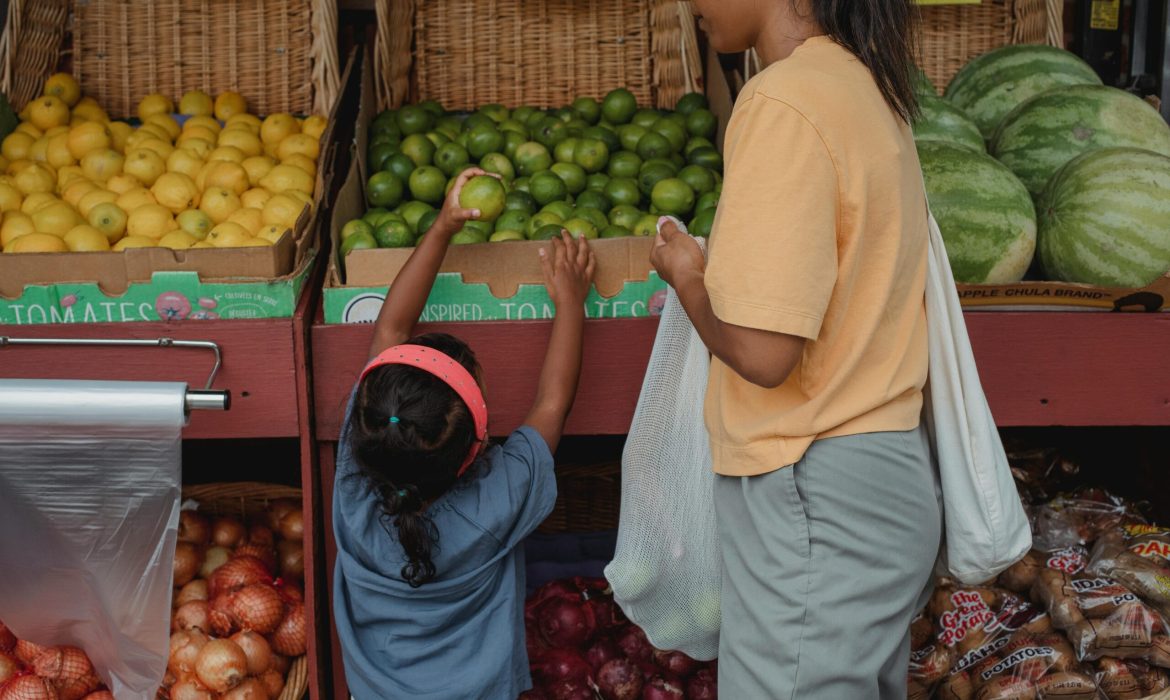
(323, 60, 726, 324)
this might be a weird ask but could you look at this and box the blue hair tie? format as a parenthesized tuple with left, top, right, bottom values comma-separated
(389, 416, 400, 424)
(397, 489, 408, 499)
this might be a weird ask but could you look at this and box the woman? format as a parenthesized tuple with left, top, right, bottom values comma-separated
(650, 0, 942, 696)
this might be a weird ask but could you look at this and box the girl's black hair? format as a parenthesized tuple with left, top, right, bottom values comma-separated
(348, 332, 482, 587)
(807, 0, 921, 122)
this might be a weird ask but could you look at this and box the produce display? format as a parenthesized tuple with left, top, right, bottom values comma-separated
(522, 577, 716, 700)
(0, 74, 327, 254)
(341, 90, 723, 254)
(913, 94, 985, 153)
(0, 623, 111, 700)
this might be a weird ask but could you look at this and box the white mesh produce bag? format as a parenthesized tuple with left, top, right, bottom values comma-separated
(605, 229, 720, 661)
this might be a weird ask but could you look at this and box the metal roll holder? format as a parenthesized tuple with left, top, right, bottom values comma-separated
(0, 336, 231, 413)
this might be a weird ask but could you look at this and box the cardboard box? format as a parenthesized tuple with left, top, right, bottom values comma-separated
(957, 274, 1170, 312)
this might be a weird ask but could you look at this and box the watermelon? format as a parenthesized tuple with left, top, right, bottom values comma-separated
(1037, 147, 1170, 287)
(991, 85, 1170, 198)
(914, 69, 937, 97)
(918, 141, 1036, 283)
(913, 94, 984, 152)
(945, 45, 1102, 138)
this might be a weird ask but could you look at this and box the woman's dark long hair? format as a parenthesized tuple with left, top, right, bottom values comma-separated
(809, 0, 921, 122)
(347, 333, 482, 587)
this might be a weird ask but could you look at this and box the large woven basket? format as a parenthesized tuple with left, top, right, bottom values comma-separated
(181, 482, 308, 700)
(538, 461, 621, 534)
(0, 0, 340, 117)
(375, 0, 703, 111)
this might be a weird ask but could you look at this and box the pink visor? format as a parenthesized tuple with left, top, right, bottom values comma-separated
(360, 344, 489, 476)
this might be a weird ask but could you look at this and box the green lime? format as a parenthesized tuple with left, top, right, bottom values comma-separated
(398, 201, 435, 234)
(525, 109, 548, 129)
(571, 97, 601, 125)
(400, 133, 437, 167)
(555, 138, 581, 165)
(504, 190, 538, 214)
(417, 208, 441, 236)
(503, 131, 526, 160)
(396, 105, 434, 135)
(586, 173, 610, 192)
(512, 176, 531, 193)
(685, 136, 715, 156)
(695, 191, 719, 213)
(689, 207, 716, 237)
(463, 219, 494, 237)
(573, 139, 610, 174)
(384, 153, 416, 183)
(514, 142, 553, 176)
(434, 142, 471, 177)
(480, 104, 510, 123)
(362, 207, 389, 226)
(541, 200, 576, 221)
(651, 178, 695, 217)
(408, 166, 447, 205)
(534, 117, 569, 149)
(601, 225, 631, 239)
(375, 218, 414, 248)
(480, 152, 515, 182)
(467, 124, 505, 160)
(575, 190, 611, 213)
(458, 175, 507, 222)
(341, 219, 374, 241)
(555, 107, 574, 122)
(418, 99, 445, 116)
(365, 171, 404, 208)
(531, 223, 567, 241)
(675, 92, 709, 115)
(665, 111, 688, 130)
(686, 109, 717, 138)
(452, 228, 488, 245)
(499, 119, 528, 136)
(436, 116, 462, 140)
(632, 214, 659, 237)
(605, 177, 642, 207)
(490, 230, 526, 242)
(637, 131, 673, 161)
(527, 211, 564, 238)
(562, 217, 599, 239)
(652, 119, 688, 151)
(340, 230, 378, 256)
(496, 209, 531, 234)
(370, 211, 405, 228)
(530, 171, 568, 206)
(573, 207, 609, 232)
(425, 131, 450, 148)
(688, 146, 724, 171)
(638, 162, 676, 197)
(369, 130, 400, 148)
(551, 162, 587, 195)
(602, 88, 638, 125)
(512, 106, 539, 125)
(608, 204, 642, 229)
(670, 152, 686, 170)
(371, 109, 400, 134)
(584, 125, 622, 154)
(368, 142, 399, 172)
(463, 112, 496, 132)
(633, 109, 662, 129)
(678, 165, 716, 195)
(607, 151, 642, 179)
(618, 124, 648, 152)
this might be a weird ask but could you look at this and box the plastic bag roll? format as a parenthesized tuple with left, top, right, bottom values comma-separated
(0, 379, 186, 699)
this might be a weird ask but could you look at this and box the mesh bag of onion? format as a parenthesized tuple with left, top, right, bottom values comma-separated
(605, 234, 720, 661)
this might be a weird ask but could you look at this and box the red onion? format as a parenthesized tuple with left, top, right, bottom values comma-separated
(597, 658, 644, 700)
(12, 640, 45, 665)
(585, 638, 621, 672)
(537, 598, 597, 649)
(212, 518, 246, 549)
(532, 648, 591, 686)
(266, 500, 300, 533)
(685, 669, 717, 700)
(641, 676, 684, 700)
(616, 626, 653, 665)
(219, 678, 267, 700)
(526, 620, 548, 663)
(268, 602, 306, 656)
(209, 556, 272, 598)
(259, 668, 285, 698)
(195, 639, 247, 692)
(172, 602, 211, 634)
(278, 511, 303, 543)
(0, 675, 58, 700)
(167, 678, 213, 700)
(168, 631, 209, 678)
(174, 543, 201, 587)
(247, 524, 276, 548)
(233, 544, 277, 573)
(518, 691, 548, 700)
(175, 580, 209, 608)
(32, 646, 99, 700)
(0, 622, 15, 652)
(199, 546, 231, 579)
(229, 631, 272, 676)
(651, 649, 698, 679)
(586, 597, 627, 632)
(546, 680, 595, 700)
(0, 652, 23, 685)
(277, 540, 305, 582)
(178, 512, 211, 545)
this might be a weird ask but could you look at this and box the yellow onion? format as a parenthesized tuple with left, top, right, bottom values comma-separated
(277, 541, 304, 583)
(229, 631, 272, 676)
(173, 542, 201, 587)
(172, 602, 211, 634)
(0, 675, 58, 700)
(267, 602, 306, 657)
(220, 678, 268, 700)
(229, 585, 285, 635)
(277, 511, 303, 544)
(266, 500, 299, 533)
(259, 668, 285, 698)
(32, 646, 99, 700)
(199, 546, 231, 580)
(167, 630, 209, 678)
(194, 639, 247, 693)
(175, 580, 209, 608)
(178, 511, 211, 545)
(168, 677, 213, 700)
(211, 518, 246, 549)
(0, 651, 22, 685)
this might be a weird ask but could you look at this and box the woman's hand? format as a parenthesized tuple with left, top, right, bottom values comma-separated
(651, 217, 706, 289)
(540, 231, 596, 310)
(432, 168, 498, 237)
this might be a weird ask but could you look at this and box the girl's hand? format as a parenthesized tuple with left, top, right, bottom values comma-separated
(651, 217, 706, 289)
(540, 231, 596, 310)
(432, 168, 498, 236)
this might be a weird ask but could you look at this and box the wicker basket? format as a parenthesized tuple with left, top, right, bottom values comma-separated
(918, 0, 1062, 91)
(1, 0, 340, 116)
(375, 0, 703, 111)
(538, 461, 621, 534)
(181, 482, 308, 700)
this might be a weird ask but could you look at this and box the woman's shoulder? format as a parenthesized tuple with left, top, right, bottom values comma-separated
(748, 37, 885, 125)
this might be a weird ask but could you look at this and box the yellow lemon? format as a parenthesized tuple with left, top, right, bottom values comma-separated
(214, 92, 248, 121)
(208, 145, 246, 164)
(151, 172, 200, 213)
(13, 162, 55, 195)
(106, 173, 140, 195)
(61, 178, 98, 207)
(28, 137, 49, 163)
(218, 129, 262, 157)
(20, 191, 57, 214)
(199, 161, 249, 195)
(281, 153, 317, 178)
(259, 164, 314, 196)
(135, 137, 176, 160)
(44, 125, 70, 138)
(80, 148, 125, 183)
(183, 116, 221, 136)
(45, 133, 75, 169)
(76, 188, 118, 218)
(2, 132, 34, 161)
(240, 187, 272, 209)
(301, 115, 327, 141)
(241, 155, 276, 187)
(15, 123, 43, 139)
(165, 148, 204, 179)
(28, 96, 70, 131)
(260, 113, 301, 146)
(276, 133, 320, 162)
(108, 121, 134, 152)
(198, 186, 242, 224)
(43, 72, 81, 107)
(0, 183, 23, 212)
(8, 158, 34, 175)
(88, 202, 128, 243)
(127, 203, 177, 239)
(145, 113, 182, 141)
(226, 206, 264, 234)
(64, 224, 110, 251)
(262, 193, 306, 229)
(190, 241, 214, 249)
(115, 187, 157, 212)
(70, 100, 109, 124)
(179, 90, 214, 117)
(0, 211, 35, 246)
(177, 137, 214, 160)
(56, 165, 86, 188)
(206, 221, 250, 247)
(122, 149, 166, 186)
(5, 231, 68, 253)
(137, 93, 174, 122)
(176, 209, 214, 239)
(31, 200, 82, 236)
(180, 125, 219, 145)
(66, 121, 112, 160)
(113, 235, 157, 251)
(128, 124, 171, 147)
(158, 229, 199, 250)
(256, 224, 289, 244)
(225, 113, 262, 133)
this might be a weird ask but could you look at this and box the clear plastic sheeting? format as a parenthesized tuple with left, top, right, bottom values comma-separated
(606, 233, 720, 661)
(0, 379, 187, 699)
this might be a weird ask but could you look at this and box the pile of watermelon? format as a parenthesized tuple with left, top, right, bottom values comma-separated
(913, 46, 1170, 288)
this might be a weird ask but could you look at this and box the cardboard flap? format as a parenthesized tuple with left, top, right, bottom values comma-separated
(956, 272, 1170, 311)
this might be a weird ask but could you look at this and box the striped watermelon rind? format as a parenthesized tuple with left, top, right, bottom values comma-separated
(918, 140, 1037, 284)
(1037, 147, 1170, 287)
(944, 45, 1102, 138)
(991, 84, 1170, 198)
(915, 69, 937, 97)
(913, 94, 985, 153)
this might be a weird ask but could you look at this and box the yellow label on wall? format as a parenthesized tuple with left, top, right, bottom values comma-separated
(1091, 0, 1120, 30)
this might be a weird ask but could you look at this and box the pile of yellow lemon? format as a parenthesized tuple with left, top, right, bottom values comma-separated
(0, 73, 327, 254)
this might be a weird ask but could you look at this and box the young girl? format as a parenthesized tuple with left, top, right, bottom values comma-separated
(652, 1, 941, 698)
(333, 167, 596, 699)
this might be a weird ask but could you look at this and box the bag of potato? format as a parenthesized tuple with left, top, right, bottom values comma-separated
(1088, 530, 1170, 622)
(1032, 491, 1138, 553)
(1093, 658, 1170, 698)
(999, 546, 1093, 594)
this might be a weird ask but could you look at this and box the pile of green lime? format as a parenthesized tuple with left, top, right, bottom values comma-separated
(341, 89, 723, 251)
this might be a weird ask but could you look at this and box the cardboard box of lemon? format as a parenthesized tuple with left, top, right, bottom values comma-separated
(0, 73, 330, 324)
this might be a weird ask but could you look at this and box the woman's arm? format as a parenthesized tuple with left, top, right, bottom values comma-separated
(651, 219, 805, 388)
(368, 168, 494, 359)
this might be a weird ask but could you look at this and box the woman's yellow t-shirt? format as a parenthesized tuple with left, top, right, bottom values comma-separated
(704, 35, 929, 477)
